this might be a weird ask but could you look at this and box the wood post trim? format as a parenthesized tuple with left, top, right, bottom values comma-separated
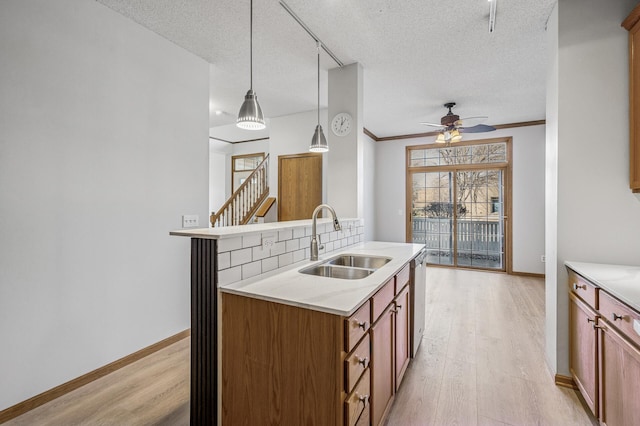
(555, 374, 578, 389)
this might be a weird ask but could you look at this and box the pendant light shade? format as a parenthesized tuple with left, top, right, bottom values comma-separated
(310, 42, 328, 152)
(237, 0, 265, 130)
(237, 89, 265, 130)
(310, 124, 328, 152)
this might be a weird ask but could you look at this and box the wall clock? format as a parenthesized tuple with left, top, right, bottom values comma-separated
(331, 112, 353, 136)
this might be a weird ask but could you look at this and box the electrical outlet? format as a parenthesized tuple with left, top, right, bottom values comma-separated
(262, 233, 276, 249)
(182, 214, 199, 228)
(541, 255, 546, 263)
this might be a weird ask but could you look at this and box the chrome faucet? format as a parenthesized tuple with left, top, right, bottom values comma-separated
(310, 204, 341, 261)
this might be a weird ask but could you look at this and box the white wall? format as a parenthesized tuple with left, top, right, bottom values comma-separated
(546, 0, 640, 376)
(545, 3, 560, 375)
(268, 109, 328, 203)
(0, 0, 209, 411)
(363, 134, 376, 241)
(209, 140, 230, 215)
(328, 63, 364, 218)
(374, 126, 546, 274)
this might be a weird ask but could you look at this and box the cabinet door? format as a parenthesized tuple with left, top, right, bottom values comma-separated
(395, 285, 411, 389)
(569, 293, 598, 416)
(371, 305, 394, 426)
(599, 323, 640, 426)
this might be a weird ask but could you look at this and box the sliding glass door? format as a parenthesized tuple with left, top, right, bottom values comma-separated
(407, 140, 510, 272)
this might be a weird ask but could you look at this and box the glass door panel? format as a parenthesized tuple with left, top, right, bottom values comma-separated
(455, 169, 504, 270)
(410, 172, 453, 265)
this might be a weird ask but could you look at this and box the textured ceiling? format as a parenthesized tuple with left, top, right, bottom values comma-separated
(96, 0, 556, 140)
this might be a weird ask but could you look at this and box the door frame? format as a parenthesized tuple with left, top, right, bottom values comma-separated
(405, 137, 513, 274)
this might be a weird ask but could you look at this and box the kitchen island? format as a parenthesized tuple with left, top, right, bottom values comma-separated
(171, 219, 423, 425)
(221, 241, 423, 426)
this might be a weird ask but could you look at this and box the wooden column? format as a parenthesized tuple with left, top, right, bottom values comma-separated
(190, 238, 217, 425)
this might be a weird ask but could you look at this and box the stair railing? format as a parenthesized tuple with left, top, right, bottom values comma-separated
(210, 155, 270, 227)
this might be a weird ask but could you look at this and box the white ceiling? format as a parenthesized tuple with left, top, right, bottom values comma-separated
(96, 0, 556, 141)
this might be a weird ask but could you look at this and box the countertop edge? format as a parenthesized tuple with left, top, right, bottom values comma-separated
(565, 260, 640, 313)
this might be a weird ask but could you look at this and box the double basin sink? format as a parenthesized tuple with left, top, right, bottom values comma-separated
(299, 254, 392, 280)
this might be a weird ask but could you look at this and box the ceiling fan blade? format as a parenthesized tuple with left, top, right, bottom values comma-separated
(459, 124, 496, 133)
(456, 116, 488, 127)
(420, 122, 444, 128)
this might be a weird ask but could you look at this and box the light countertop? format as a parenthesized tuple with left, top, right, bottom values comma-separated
(220, 241, 425, 316)
(565, 261, 640, 312)
(170, 218, 357, 239)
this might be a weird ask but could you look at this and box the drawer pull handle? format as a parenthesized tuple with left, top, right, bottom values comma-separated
(356, 320, 368, 330)
(357, 356, 368, 367)
(612, 313, 624, 321)
(358, 394, 369, 407)
(573, 283, 586, 291)
(396, 304, 403, 310)
(587, 318, 595, 324)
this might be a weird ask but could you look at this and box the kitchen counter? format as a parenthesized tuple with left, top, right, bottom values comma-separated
(565, 261, 640, 312)
(221, 241, 424, 316)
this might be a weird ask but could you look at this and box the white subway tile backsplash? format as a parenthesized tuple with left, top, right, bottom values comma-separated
(218, 266, 241, 285)
(242, 233, 261, 248)
(279, 252, 293, 267)
(218, 236, 242, 252)
(324, 241, 334, 252)
(285, 239, 299, 252)
(292, 249, 305, 263)
(252, 245, 270, 261)
(217, 220, 365, 285)
(278, 229, 293, 241)
(262, 256, 279, 273)
(231, 248, 252, 266)
(293, 227, 305, 238)
(271, 241, 285, 256)
(242, 261, 262, 280)
(218, 252, 231, 270)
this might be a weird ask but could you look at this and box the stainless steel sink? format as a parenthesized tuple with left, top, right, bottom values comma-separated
(299, 264, 374, 280)
(299, 254, 392, 280)
(326, 254, 391, 270)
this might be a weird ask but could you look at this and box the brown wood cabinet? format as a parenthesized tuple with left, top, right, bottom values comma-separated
(568, 292, 599, 416)
(371, 304, 394, 426)
(221, 260, 415, 425)
(599, 321, 640, 426)
(394, 285, 411, 388)
(623, 4, 640, 192)
(567, 266, 640, 426)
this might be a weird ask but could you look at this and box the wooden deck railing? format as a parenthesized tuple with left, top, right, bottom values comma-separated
(210, 155, 270, 227)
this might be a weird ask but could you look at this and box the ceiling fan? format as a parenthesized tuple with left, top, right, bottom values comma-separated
(420, 102, 496, 143)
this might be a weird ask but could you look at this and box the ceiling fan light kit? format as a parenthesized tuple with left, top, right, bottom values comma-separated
(421, 102, 496, 144)
(237, 0, 266, 130)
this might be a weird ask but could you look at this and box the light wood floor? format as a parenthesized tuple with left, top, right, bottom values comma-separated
(5, 268, 596, 426)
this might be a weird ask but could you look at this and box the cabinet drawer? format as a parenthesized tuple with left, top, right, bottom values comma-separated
(344, 368, 370, 426)
(568, 270, 598, 309)
(395, 264, 410, 294)
(345, 301, 371, 352)
(345, 333, 370, 393)
(372, 278, 394, 322)
(600, 291, 640, 348)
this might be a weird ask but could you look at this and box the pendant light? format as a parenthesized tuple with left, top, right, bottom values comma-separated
(310, 41, 328, 152)
(237, 0, 265, 130)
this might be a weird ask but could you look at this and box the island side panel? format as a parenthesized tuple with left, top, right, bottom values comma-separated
(191, 238, 217, 425)
(222, 292, 343, 425)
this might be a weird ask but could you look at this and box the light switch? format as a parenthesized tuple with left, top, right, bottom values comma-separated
(182, 214, 199, 228)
